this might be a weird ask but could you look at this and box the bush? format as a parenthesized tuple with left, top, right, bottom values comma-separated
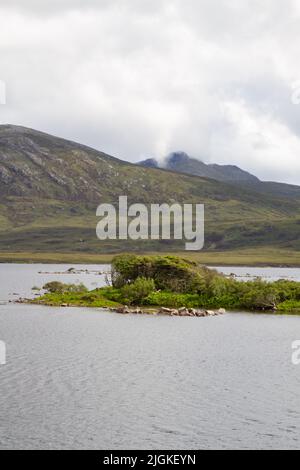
(145, 290, 244, 309)
(144, 291, 202, 308)
(277, 300, 300, 312)
(240, 281, 277, 310)
(208, 276, 230, 297)
(43, 281, 66, 293)
(111, 254, 223, 293)
(43, 281, 88, 294)
(120, 277, 155, 305)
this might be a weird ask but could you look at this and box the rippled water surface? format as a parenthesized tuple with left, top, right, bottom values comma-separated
(0, 264, 299, 449)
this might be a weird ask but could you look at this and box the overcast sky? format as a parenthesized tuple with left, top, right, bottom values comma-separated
(1, 1, 300, 183)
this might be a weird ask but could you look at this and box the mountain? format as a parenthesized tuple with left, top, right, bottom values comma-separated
(139, 151, 300, 200)
(139, 158, 159, 169)
(0, 124, 300, 255)
(139, 151, 260, 183)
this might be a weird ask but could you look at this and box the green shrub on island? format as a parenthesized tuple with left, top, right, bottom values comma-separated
(36, 287, 121, 308)
(43, 281, 88, 294)
(119, 277, 156, 305)
(276, 300, 300, 312)
(111, 254, 220, 293)
(32, 255, 300, 313)
(106, 256, 300, 310)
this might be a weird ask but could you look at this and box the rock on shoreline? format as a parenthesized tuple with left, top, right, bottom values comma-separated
(112, 306, 226, 317)
(15, 298, 225, 316)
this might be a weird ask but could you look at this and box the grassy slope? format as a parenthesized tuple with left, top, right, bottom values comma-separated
(0, 125, 300, 263)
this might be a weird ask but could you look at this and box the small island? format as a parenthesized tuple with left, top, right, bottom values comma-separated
(28, 254, 300, 315)
(22, 254, 300, 317)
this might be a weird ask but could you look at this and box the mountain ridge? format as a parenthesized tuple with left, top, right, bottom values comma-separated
(139, 151, 260, 184)
(0, 124, 300, 254)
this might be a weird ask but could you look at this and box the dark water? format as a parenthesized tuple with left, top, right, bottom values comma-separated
(0, 265, 299, 449)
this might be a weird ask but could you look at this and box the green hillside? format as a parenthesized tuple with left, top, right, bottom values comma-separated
(0, 124, 300, 259)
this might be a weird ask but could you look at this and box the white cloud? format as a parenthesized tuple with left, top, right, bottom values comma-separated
(210, 99, 300, 184)
(1, 1, 300, 183)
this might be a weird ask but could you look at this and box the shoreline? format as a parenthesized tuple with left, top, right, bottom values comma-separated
(1, 249, 300, 267)
(21, 299, 225, 317)
(17, 299, 300, 315)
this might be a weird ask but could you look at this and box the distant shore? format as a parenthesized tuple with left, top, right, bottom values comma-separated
(1, 248, 300, 267)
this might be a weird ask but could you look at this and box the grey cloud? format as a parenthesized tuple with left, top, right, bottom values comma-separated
(0, 0, 164, 15)
(1, 1, 300, 184)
